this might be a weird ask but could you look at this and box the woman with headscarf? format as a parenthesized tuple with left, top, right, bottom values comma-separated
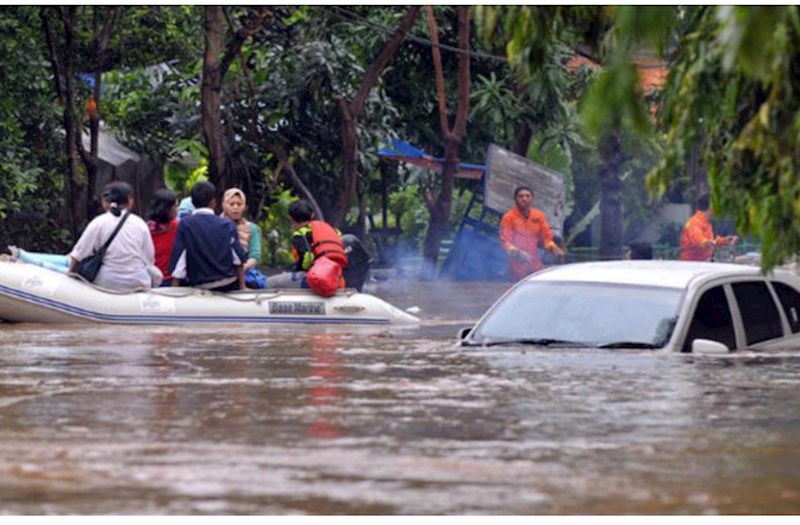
(220, 188, 266, 288)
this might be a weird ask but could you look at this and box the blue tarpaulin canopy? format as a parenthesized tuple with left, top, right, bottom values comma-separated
(378, 139, 485, 180)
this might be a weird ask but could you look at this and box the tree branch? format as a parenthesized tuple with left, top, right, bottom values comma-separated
(219, 7, 273, 79)
(425, 5, 450, 136)
(350, 6, 420, 116)
(451, 6, 471, 140)
(40, 8, 64, 106)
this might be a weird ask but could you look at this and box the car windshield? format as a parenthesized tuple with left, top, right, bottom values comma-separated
(470, 281, 683, 348)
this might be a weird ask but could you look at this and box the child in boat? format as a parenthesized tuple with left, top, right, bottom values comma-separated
(267, 199, 348, 294)
(147, 189, 179, 287)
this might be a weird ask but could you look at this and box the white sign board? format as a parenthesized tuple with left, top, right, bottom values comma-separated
(484, 144, 569, 234)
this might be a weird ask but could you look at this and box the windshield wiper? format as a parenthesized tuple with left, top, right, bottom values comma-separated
(484, 338, 584, 347)
(596, 341, 661, 349)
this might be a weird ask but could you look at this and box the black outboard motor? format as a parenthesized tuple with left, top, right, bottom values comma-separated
(341, 233, 372, 292)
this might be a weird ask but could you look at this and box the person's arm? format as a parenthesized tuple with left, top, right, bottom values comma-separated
(142, 223, 156, 264)
(716, 235, 738, 246)
(539, 213, 564, 255)
(68, 217, 100, 268)
(229, 223, 248, 289)
(168, 224, 187, 285)
(245, 223, 262, 270)
(499, 213, 515, 253)
(683, 219, 714, 250)
(237, 264, 246, 290)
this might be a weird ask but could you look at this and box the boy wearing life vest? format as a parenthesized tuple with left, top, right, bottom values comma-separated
(267, 200, 349, 295)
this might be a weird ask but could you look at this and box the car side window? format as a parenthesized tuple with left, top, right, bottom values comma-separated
(731, 281, 784, 345)
(683, 286, 736, 352)
(772, 282, 800, 334)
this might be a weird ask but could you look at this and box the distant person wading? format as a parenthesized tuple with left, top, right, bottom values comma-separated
(499, 186, 564, 281)
(679, 194, 738, 262)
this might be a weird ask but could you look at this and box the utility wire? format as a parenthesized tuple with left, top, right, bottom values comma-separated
(323, 6, 509, 63)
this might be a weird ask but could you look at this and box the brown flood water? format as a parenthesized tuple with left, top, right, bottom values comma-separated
(1, 279, 800, 514)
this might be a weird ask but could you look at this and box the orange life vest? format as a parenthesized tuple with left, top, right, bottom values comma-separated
(310, 221, 348, 268)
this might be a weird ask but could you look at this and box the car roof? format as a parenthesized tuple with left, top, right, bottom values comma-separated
(527, 260, 781, 289)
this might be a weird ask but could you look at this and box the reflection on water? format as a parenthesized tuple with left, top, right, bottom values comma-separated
(1, 280, 800, 514)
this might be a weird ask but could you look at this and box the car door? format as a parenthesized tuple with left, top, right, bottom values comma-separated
(681, 284, 738, 352)
(729, 280, 787, 349)
(765, 279, 800, 348)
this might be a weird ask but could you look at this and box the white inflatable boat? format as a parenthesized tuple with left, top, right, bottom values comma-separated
(0, 261, 419, 326)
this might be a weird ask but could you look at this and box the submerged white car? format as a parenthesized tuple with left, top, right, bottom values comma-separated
(461, 261, 800, 353)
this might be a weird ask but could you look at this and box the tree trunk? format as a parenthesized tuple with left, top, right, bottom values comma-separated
(420, 6, 471, 280)
(262, 139, 324, 220)
(331, 6, 421, 229)
(202, 7, 272, 194)
(598, 132, 623, 260)
(83, 6, 119, 220)
(512, 121, 533, 157)
(202, 6, 226, 192)
(421, 137, 458, 279)
(42, 7, 84, 239)
(63, 10, 82, 239)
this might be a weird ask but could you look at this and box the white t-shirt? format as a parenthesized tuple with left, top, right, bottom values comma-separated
(69, 210, 156, 290)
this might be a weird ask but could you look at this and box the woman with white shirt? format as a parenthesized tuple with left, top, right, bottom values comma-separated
(68, 181, 160, 290)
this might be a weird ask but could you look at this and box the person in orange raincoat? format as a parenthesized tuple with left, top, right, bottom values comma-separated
(680, 193, 738, 261)
(499, 186, 564, 281)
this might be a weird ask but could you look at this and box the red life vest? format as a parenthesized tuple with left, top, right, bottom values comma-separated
(310, 221, 348, 268)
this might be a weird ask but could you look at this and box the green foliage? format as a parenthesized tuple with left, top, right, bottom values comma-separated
(0, 7, 71, 251)
(258, 185, 299, 267)
(102, 61, 202, 160)
(649, 6, 800, 269)
(386, 184, 473, 251)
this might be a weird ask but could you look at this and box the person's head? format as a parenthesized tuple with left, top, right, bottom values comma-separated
(191, 181, 217, 210)
(513, 186, 534, 211)
(627, 241, 653, 260)
(221, 188, 247, 222)
(697, 193, 712, 217)
(102, 181, 134, 217)
(147, 188, 177, 224)
(288, 199, 315, 227)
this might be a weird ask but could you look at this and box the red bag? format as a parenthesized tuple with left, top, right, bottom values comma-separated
(306, 256, 342, 297)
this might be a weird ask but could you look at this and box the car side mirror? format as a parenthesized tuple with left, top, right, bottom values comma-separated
(458, 327, 473, 340)
(692, 338, 731, 355)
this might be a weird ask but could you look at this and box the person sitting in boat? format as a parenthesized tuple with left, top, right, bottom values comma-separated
(267, 199, 348, 295)
(168, 181, 247, 292)
(147, 188, 179, 287)
(69, 181, 161, 290)
(220, 188, 267, 289)
(6, 193, 111, 272)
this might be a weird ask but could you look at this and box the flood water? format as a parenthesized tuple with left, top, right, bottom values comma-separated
(1, 279, 800, 514)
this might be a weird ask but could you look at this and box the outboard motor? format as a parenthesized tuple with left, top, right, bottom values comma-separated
(341, 233, 372, 292)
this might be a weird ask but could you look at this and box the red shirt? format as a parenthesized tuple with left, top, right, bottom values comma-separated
(149, 218, 178, 280)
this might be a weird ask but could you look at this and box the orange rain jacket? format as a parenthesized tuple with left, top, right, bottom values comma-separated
(499, 207, 557, 280)
(679, 210, 725, 261)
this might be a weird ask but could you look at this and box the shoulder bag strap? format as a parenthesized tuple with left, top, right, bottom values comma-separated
(100, 210, 131, 252)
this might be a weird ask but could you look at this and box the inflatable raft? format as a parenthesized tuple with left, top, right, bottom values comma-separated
(0, 261, 419, 326)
